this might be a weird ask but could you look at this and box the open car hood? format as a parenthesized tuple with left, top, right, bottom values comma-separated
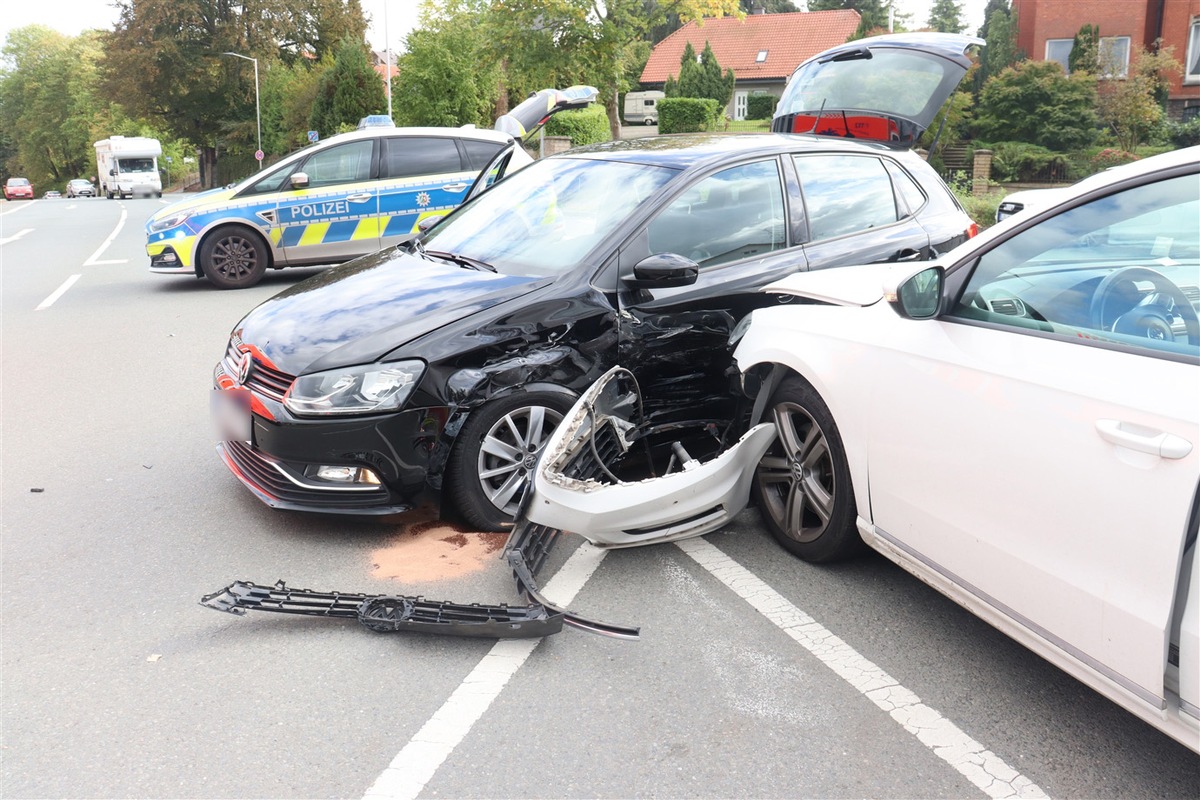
(494, 85, 599, 141)
(772, 32, 982, 147)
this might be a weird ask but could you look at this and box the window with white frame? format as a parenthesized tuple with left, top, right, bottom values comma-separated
(1098, 36, 1131, 78)
(1186, 19, 1200, 84)
(1045, 38, 1073, 73)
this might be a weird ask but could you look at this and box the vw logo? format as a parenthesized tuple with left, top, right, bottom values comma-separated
(235, 350, 253, 385)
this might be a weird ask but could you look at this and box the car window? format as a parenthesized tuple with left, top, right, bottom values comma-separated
(792, 154, 900, 241)
(646, 160, 787, 268)
(461, 139, 505, 170)
(885, 160, 926, 217)
(381, 137, 462, 179)
(950, 172, 1200, 359)
(300, 139, 374, 188)
(423, 157, 676, 277)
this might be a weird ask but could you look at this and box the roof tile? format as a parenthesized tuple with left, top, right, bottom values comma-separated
(641, 11, 861, 84)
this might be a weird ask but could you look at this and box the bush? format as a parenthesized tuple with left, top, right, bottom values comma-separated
(658, 97, 720, 134)
(1168, 118, 1200, 148)
(746, 92, 777, 121)
(543, 105, 612, 147)
(947, 171, 1002, 231)
(986, 141, 1073, 182)
(1090, 147, 1139, 170)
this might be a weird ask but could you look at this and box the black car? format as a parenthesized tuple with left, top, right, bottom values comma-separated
(212, 33, 981, 530)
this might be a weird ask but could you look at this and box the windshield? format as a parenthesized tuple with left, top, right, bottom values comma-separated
(423, 157, 677, 276)
(118, 157, 155, 172)
(778, 50, 953, 122)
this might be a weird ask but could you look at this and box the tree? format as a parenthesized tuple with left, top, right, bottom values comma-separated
(740, 0, 798, 11)
(807, 0, 894, 39)
(1068, 24, 1099, 75)
(0, 26, 131, 187)
(1097, 44, 1181, 151)
(310, 37, 386, 136)
(482, 0, 743, 140)
(927, 0, 964, 34)
(975, 0, 1009, 38)
(975, 60, 1097, 151)
(392, 4, 499, 127)
(102, 0, 370, 188)
(668, 41, 735, 111)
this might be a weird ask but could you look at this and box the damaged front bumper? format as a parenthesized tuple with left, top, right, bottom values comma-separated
(202, 366, 772, 640)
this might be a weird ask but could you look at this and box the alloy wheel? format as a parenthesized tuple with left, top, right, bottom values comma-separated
(756, 401, 836, 543)
(475, 404, 564, 516)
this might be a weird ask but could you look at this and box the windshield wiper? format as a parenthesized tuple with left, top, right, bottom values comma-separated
(425, 249, 497, 273)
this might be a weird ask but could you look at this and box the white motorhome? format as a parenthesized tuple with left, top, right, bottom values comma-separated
(623, 91, 664, 126)
(95, 136, 163, 198)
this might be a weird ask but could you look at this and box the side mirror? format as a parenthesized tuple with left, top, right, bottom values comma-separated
(625, 253, 699, 289)
(109, 169, 117, 176)
(416, 215, 443, 233)
(886, 266, 943, 319)
(289, 172, 310, 190)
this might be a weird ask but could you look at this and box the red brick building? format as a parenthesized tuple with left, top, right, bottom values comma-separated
(1012, 0, 1200, 120)
(640, 10, 860, 120)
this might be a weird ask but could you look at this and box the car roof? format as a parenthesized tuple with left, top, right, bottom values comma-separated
(559, 132, 914, 170)
(313, 125, 514, 149)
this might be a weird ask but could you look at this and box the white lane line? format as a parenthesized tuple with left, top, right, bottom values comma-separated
(36, 274, 82, 310)
(0, 228, 33, 245)
(0, 200, 37, 217)
(362, 543, 610, 800)
(83, 205, 129, 265)
(676, 537, 1049, 800)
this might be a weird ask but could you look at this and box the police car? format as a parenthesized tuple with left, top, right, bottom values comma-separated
(146, 87, 598, 289)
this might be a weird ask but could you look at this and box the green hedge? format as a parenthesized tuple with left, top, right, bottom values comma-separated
(986, 141, 1075, 182)
(746, 92, 777, 121)
(658, 97, 720, 134)
(543, 105, 612, 147)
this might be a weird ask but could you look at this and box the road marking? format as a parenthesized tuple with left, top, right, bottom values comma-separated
(0, 228, 33, 245)
(0, 200, 36, 217)
(36, 274, 82, 310)
(676, 537, 1048, 800)
(83, 205, 129, 265)
(363, 534, 1048, 800)
(362, 543, 610, 800)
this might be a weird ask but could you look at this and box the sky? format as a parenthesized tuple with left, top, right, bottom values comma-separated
(0, 1, 989, 56)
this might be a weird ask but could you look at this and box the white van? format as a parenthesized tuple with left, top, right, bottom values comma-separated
(623, 91, 664, 126)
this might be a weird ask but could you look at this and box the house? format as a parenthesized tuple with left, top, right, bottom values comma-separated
(1011, 0, 1200, 121)
(371, 48, 398, 85)
(639, 10, 860, 121)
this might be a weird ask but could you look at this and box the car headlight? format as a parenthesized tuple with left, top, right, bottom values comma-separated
(148, 211, 192, 233)
(728, 311, 756, 348)
(283, 361, 425, 416)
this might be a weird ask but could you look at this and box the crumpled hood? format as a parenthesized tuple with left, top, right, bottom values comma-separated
(234, 247, 548, 375)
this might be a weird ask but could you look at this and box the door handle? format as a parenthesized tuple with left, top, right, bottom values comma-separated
(346, 193, 372, 203)
(442, 183, 469, 192)
(1095, 419, 1193, 459)
(895, 249, 923, 262)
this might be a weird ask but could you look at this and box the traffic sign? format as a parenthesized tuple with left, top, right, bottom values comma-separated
(255, 149, 264, 161)
(307, 131, 319, 143)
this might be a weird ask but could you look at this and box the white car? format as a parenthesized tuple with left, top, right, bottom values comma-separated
(522, 145, 1200, 750)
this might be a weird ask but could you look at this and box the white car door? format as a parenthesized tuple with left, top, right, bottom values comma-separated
(864, 172, 1200, 712)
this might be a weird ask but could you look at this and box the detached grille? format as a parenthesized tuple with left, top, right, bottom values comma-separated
(222, 440, 390, 509)
(223, 340, 295, 401)
(560, 424, 625, 482)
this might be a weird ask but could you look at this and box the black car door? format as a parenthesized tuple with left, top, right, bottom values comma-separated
(790, 152, 932, 268)
(615, 157, 806, 442)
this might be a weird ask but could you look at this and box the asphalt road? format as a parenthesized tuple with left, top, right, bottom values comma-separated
(2, 195, 1197, 799)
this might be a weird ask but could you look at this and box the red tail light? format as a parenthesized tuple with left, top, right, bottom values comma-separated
(967, 222, 979, 239)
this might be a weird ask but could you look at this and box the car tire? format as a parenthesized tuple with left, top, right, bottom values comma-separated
(752, 375, 862, 562)
(446, 391, 573, 531)
(199, 226, 269, 289)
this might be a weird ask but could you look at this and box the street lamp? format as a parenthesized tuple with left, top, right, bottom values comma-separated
(222, 51, 262, 170)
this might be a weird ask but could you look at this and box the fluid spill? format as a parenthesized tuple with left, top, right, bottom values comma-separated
(370, 519, 507, 583)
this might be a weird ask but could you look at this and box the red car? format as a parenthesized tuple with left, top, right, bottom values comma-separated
(4, 177, 33, 200)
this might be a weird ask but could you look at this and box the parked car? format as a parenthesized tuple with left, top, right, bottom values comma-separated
(66, 179, 96, 198)
(145, 86, 598, 289)
(4, 177, 33, 200)
(522, 145, 1200, 751)
(209, 33, 981, 530)
(42, 190, 62, 199)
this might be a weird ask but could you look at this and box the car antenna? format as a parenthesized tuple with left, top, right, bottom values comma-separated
(840, 109, 854, 138)
(925, 94, 955, 161)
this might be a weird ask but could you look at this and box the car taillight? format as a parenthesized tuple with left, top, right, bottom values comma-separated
(967, 222, 979, 239)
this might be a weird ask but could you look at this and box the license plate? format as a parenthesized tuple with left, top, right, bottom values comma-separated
(211, 387, 252, 443)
